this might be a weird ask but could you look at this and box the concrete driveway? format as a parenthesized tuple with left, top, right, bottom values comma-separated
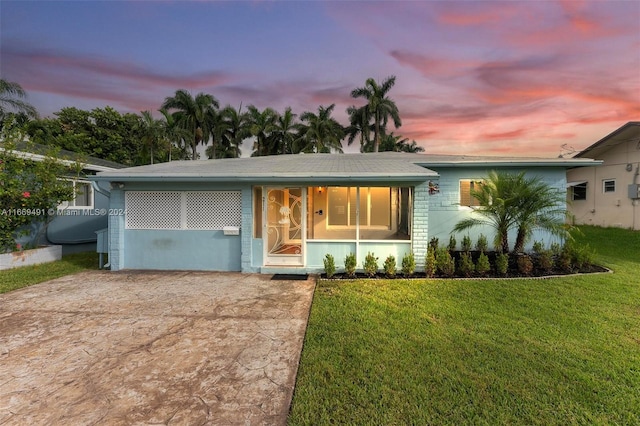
(0, 271, 316, 425)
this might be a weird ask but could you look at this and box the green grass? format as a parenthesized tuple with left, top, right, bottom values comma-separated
(289, 226, 640, 425)
(0, 251, 100, 294)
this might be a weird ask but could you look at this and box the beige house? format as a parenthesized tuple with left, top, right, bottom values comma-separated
(567, 122, 640, 229)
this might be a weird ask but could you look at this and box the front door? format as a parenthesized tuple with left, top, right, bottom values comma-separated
(264, 187, 304, 266)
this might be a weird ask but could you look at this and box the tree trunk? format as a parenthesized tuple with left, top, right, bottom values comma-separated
(513, 227, 526, 254)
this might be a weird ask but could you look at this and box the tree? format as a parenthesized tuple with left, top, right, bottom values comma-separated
(0, 79, 37, 124)
(297, 104, 345, 153)
(379, 132, 424, 153)
(349, 76, 401, 152)
(453, 171, 525, 253)
(159, 108, 190, 161)
(246, 105, 278, 157)
(0, 128, 78, 252)
(452, 171, 569, 254)
(345, 105, 371, 152)
(219, 104, 249, 158)
(137, 111, 164, 164)
(511, 176, 569, 253)
(161, 90, 219, 160)
(273, 107, 298, 155)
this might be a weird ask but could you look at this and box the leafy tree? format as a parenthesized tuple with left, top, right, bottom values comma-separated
(297, 104, 345, 154)
(0, 79, 37, 124)
(219, 104, 249, 158)
(349, 76, 402, 152)
(0, 128, 79, 252)
(246, 105, 278, 157)
(161, 90, 219, 160)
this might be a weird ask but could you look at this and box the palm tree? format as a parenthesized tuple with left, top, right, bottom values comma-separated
(272, 107, 298, 155)
(137, 111, 164, 164)
(161, 90, 219, 160)
(246, 105, 278, 157)
(452, 171, 570, 254)
(221, 104, 249, 158)
(511, 176, 569, 253)
(0, 79, 37, 122)
(298, 104, 345, 154)
(452, 171, 525, 253)
(159, 108, 190, 161)
(349, 76, 401, 152)
(345, 105, 372, 153)
(379, 132, 424, 153)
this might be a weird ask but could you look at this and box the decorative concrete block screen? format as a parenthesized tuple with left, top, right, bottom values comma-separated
(125, 191, 242, 230)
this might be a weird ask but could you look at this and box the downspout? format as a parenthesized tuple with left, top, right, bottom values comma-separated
(92, 180, 111, 268)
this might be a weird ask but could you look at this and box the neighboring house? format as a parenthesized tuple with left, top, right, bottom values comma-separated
(2, 143, 127, 252)
(567, 122, 640, 230)
(92, 152, 598, 273)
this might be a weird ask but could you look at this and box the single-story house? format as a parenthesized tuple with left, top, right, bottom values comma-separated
(92, 152, 599, 273)
(567, 122, 640, 230)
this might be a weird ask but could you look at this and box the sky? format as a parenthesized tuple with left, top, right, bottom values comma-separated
(1, 0, 639, 157)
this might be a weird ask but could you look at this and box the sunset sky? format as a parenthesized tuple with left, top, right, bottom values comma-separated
(1, 0, 639, 157)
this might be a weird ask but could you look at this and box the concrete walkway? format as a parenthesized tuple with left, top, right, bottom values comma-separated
(0, 271, 316, 425)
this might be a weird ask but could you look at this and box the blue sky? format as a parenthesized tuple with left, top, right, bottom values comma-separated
(1, 0, 639, 156)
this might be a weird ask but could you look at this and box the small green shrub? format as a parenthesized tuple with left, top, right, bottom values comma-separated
(436, 247, 455, 277)
(461, 235, 472, 252)
(344, 253, 357, 278)
(556, 246, 573, 273)
(550, 242, 562, 256)
(475, 234, 488, 253)
(495, 252, 509, 276)
(532, 240, 545, 254)
(363, 252, 378, 278)
(425, 247, 436, 278)
(517, 254, 534, 276)
(536, 250, 554, 273)
(323, 254, 336, 279)
(457, 252, 475, 277)
(476, 252, 491, 276)
(569, 242, 596, 270)
(429, 237, 439, 253)
(401, 252, 416, 276)
(383, 255, 396, 278)
(448, 235, 457, 252)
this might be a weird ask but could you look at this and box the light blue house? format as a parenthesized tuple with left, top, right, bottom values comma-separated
(92, 152, 597, 273)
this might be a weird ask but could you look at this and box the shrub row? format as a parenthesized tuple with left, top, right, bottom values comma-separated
(322, 239, 598, 279)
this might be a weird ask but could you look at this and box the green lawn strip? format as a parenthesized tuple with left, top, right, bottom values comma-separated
(0, 251, 99, 294)
(289, 226, 640, 425)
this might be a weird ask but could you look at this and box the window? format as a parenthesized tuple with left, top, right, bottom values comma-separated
(309, 186, 410, 241)
(572, 183, 587, 201)
(603, 179, 616, 193)
(327, 187, 391, 229)
(460, 180, 483, 207)
(59, 180, 93, 209)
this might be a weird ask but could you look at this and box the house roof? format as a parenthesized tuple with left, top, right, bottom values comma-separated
(93, 152, 438, 184)
(93, 151, 600, 184)
(1, 141, 127, 172)
(573, 122, 640, 159)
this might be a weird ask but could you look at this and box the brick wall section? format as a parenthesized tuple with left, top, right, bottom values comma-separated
(412, 181, 430, 269)
(240, 188, 254, 273)
(108, 188, 125, 271)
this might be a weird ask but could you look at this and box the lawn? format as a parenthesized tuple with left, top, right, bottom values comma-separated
(0, 251, 100, 294)
(288, 226, 640, 425)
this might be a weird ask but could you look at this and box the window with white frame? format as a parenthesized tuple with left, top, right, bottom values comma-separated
(59, 180, 94, 209)
(460, 179, 483, 207)
(603, 179, 616, 193)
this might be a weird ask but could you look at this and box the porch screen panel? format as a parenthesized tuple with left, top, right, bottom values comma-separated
(186, 191, 241, 230)
(369, 187, 391, 227)
(126, 191, 182, 229)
